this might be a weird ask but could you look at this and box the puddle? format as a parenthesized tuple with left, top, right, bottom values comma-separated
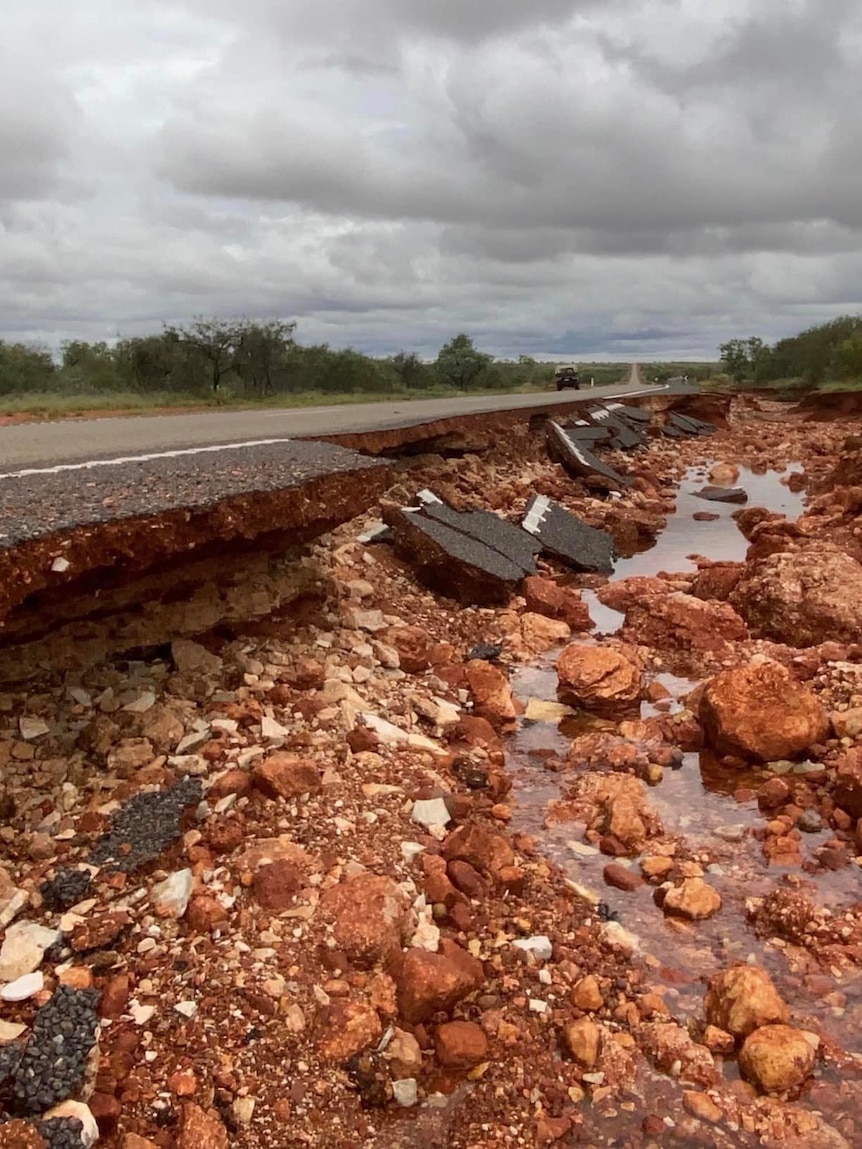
(507, 458, 862, 1093)
(615, 462, 805, 580)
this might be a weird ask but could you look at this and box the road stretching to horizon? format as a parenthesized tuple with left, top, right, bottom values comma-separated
(0, 365, 679, 473)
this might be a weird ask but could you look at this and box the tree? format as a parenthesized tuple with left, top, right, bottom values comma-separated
(434, 334, 492, 391)
(163, 317, 245, 394)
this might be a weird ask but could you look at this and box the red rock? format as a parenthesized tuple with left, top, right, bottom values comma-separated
(395, 943, 484, 1023)
(319, 874, 407, 969)
(176, 1103, 229, 1149)
(738, 1024, 817, 1093)
(562, 1017, 601, 1068)
(662, 878, 722, 921)
(185, 894, 229, 933)
(252, 859, 307, 912)
(638, 1021, 716, 1086)
(757, 778, 792, 811)
(834, 748, 862, 819)
(71, 911, 131, 952)
(99, 973, 131, 1019)
(318, 1000, 383, 1063)
(709, 462, 740, 485)
(122, 1136, 159, 1149)
(464, 661, 517, 727)
(571, 975, 603, 1011)
(447, 860, 488, 900)
(623, 591, 747, 652)
(556, 644, 642, 716)
(523, 576, 593, 630)
(690, 562, 744, 602)
(434, 1020, 488, 1068)
(453, 716, 504, 763)
(442, 823, 514, 878)
(284, 658, 326, 690)
(208, 769, 252, 801)
(731, 544, 862, 646)
(387, 626, 432, 674)
(253, 754, 321, 800)
(421, 855, 462, 908)
(704, 965, 790, 1037)
(699, 661, 829, 763)
(602, 863, 644, 892)
(90, 1091, 122, 1134)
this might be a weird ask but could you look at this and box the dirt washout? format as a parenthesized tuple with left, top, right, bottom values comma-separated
(2, 393, 862, 1148)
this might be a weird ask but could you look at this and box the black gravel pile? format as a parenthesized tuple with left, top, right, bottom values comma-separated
(89, 776, 202, 872)
(11, 986, 99, 1114)
(39, 871, 92, 912)
(36, 1117, 86, 1149)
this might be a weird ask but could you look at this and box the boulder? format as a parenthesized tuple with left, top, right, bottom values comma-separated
(738, 1025, 817, 1093)
(434, 1020, 488, 1068)
(395, 943, 484, 1023)
(730, 545, 862, 646)
(662, 878, 722, 921)
(318, 1000, 383, 1063)
(442, 823, 515, 879)
(699, 661, 829, 763)
(622, 591, 747, 652)
(833, 748, 862, 819)
(704, 965, 790, 1038)
(523, 576, 593, 630)
(464, 661, 517, 727)
(386, 626, 432, 674)
(557, 645, 642, 717)
(253, 754, 321, 800)
(319, 875, 407, 968)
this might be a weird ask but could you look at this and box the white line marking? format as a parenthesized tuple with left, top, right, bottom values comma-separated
(0, 437, 303, 480)
(522, 495, 551, 535)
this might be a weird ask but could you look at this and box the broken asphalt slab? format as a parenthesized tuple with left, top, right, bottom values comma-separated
(668, 411, 717, 436)
(545, 421, 633, 489)
(522, 495, 616, 574)
(381, 503, 533, 604)
(582, 406, 647, 450)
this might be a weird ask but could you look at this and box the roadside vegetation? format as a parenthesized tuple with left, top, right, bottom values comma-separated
(0, 321, 638, 417)
(719, 315, 862, 394)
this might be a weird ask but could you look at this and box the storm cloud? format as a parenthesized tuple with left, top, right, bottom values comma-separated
(2, 0, 862, 357)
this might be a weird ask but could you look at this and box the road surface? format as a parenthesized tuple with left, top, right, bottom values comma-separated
(0, 367, 667, 472)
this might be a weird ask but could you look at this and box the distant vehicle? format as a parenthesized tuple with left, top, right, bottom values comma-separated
(554, 364, 581, 391)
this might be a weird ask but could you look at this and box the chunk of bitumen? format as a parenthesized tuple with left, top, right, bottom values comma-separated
(668, 411, 716, 436)
(694, 485, 748, 504)
(545, 421, 632, 488)
(423, 503, 540, 572)
(12, 986, 100, 1114)
(36, 1117, 85, 1149)
(0, 1040, 25, 1091)
(40, 871, 92, 912)
(89, 776, 202, 873)
(467, 643, 502, 662)
(561, 421, 611, 445)
(605, 403, 651, 425)
(522, 495, 615, 574)
(585, 407, 645, 450)
(382, 505, 527, 605)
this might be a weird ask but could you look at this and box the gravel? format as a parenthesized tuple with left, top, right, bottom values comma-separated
(11, 986, 99, 1114)
(36, 1118, 85, 1149)
(89, 776, 202, 873)
(39, 872, 92, 912)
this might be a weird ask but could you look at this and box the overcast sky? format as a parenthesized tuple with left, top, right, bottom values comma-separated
(2, 0, 861, 360)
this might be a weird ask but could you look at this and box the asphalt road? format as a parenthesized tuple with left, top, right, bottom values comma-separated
(0, 365, 671, 472)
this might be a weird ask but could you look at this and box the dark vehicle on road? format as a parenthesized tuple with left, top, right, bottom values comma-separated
(554, 364, 581, 391)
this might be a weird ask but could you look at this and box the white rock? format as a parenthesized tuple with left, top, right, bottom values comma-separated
(175, 729, 211, 755)
(122, 690, 156, 714)
(68, 687, 93, 707)
(261, 714, 291, 740)
(168, 754, 208, 776)
(0, 1019, 27, 1043)
(392, 1078, 419, 1107)
(51, 556, 71, 573)
(151, 869, 193, 919)
(360, 713, 445, 754)
(0, 921, 60, 982)
(525, 698, 575, 723)
(1, 971, 44, 1002)
(174, 1001, 198, 1019)
(411, 919, 441, 953)
(0, 887, 29, 928)
(19, 716, 49, 740)
(400, 842, 425, 864)
(528, 998, 549, 1013)
(233, 1096, 256, 1125)
(598, 920, 640, 957)
(44, 1101, 99, 1146)
(411, 798, 452, 829)
(130, 1001, 156, 1025)
(512, 935, 553, 961)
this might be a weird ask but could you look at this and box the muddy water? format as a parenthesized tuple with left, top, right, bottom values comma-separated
(508, 462, 862, 1085)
